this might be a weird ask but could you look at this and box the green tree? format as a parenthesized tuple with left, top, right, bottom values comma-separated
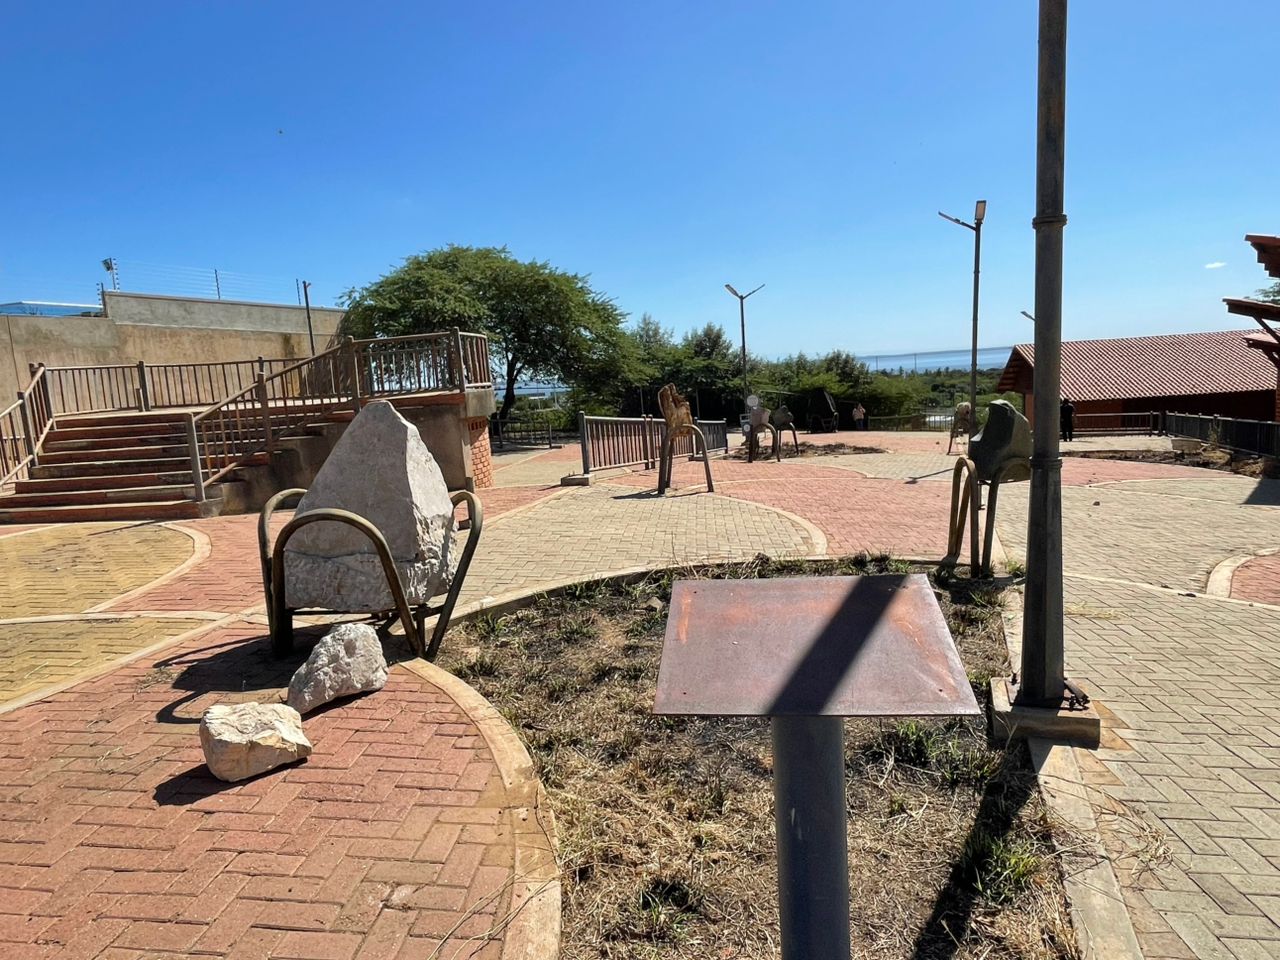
(341, 245, 628, 419)
(1255, 281, 1280, 305)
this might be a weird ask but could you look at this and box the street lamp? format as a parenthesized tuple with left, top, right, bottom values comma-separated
(1021, 310, 1036, 323)
(938, 201, 986, 439)
(725, 282, 764, 408)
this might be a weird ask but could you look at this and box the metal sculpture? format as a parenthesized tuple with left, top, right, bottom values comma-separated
(807, 389, 839, 432)
(745, 397, 782, 463)
(771, 404, 800, 455)
(258, 487, 483, 661)
(657, 383, 714, 494)
(946, 401, 974, 455)
(944, 400, 1031, 576)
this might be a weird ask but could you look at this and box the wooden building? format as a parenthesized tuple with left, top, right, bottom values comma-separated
(997, 328, 1279, 428)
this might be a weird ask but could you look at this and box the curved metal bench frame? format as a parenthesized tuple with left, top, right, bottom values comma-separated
(657, 424, 715, 495)
(259, 488, 484, 660)
(746, 422, 783, 463)
(943, 456, 1026, 577)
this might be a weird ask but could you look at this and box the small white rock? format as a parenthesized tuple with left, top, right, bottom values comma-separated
(286, 622, 389, 715)
(199, 702, 311, 782)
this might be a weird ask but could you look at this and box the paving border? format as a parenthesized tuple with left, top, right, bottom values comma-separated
(85, 519, 212, 612)
(1205, 546, 1279, 599)
(401, 659, 561, 960)
(1000, 589, 1143, 960)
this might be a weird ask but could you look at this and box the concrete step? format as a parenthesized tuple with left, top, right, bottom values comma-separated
(47, 422, 188, 442)
(0, 484, 219, 508)
(37, 444, 193, 465)
(14, 471, 196, 493)
(44, 431, 188, 451)
(0, 499, 217, 524)
(30, 457, 194, 479)
(54, 411, 189, 430)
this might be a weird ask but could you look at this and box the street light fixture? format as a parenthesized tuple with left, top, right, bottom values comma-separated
(938, 200, 987, 440)
(1021, 310, 1036, 322)
(725, 282, 764, 408)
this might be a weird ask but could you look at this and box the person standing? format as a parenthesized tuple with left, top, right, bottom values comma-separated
(852, 403, 866, 430)
(1060, 397, 1075, 442)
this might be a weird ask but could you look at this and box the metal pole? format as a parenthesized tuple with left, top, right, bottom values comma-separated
(771, 715, 851, 960)
(739, 295, 748, 407)
(302, 281, 316, 356)
(1018, 0, 1068, 707)
(970, 221, 981, 438)
(214, 269, 222, 300)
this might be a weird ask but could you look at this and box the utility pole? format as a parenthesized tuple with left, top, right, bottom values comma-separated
(724, 282, 765, 409)
(301, 280, 316, 355)
(938, 200, 987, 438)
(1018, 0, 1068, 707)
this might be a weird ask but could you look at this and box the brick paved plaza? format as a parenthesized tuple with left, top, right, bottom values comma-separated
(1, 433, 1278, 958)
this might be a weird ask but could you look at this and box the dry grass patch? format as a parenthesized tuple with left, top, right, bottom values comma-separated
(441, 556, 1076, 959)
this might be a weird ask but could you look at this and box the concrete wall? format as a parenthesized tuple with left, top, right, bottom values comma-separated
(1, 292, 346, 402)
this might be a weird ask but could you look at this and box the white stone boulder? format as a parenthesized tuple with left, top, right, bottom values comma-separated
(284, 400, 456, 612)
(199, 702, 312, 782)
(286, 622, 389, 714)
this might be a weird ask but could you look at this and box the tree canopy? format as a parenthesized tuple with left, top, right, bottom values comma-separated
(341, 245, 629, 418)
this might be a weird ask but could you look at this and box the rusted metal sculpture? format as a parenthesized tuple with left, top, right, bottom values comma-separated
(771, 405, 800, 455)
(258, 488, 483, 660)
(746, 403, 782, 463)
(943, 400, 1031, 576)
(807, 389, 839, 432)
(657, 384, 714, 494)
(946, 401, 974, 455)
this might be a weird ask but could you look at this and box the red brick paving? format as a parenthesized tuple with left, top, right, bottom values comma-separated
(605, 458, 862, 489)
(466, 485, 562, 520)
(1228, 553, 1280, 605)
(1060, 457, 1216, 486)
(0, 622, 516, 959)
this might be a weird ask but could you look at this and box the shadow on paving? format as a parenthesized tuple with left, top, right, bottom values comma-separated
(908, 746, 1039, 960)
(149, 621, 417, 806)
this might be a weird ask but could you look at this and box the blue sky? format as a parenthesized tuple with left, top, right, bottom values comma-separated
(2, 2, 1276, 358)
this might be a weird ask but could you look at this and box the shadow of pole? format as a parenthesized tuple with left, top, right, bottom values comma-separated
(908, 744, 1039, 960)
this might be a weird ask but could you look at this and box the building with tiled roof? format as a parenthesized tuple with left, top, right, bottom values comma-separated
(997, 329, 1279, 428)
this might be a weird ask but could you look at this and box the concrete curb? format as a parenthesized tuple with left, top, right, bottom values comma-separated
(399, 659, 561, 960)
(1206, 547, 1277, 599)
(1000, 588, 1143, 960)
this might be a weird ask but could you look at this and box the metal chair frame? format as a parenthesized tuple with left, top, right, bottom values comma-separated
(259, 487, 483, 660)
(657, 424, 715, 494)
(746, 422, 783, 463)
(943, 456, 1027, 577)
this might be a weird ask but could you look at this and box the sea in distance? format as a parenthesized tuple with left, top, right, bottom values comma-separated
(860, 345, 1012, 373)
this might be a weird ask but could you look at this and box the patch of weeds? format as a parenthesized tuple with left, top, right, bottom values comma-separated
(960, 829, 1046, 904)
(1004, 558, 1027, 578)
(453, 652, 500, 681)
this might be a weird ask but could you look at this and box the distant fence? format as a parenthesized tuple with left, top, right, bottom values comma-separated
(1164, 412, 1280, 458)
(866, 412, 953, 432)
(491, 417, 555, 450)
(1074, 412, 1157, 436)
(579, 413, 728, 474)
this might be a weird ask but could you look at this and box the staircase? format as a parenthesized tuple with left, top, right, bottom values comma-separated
(0, 411, 236, 523)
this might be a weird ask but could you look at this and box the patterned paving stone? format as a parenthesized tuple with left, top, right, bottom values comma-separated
(1229, 554, 1280, 605)
(0, 622, 524, 959)
(0, 616, 210, 707)
(0, 523, 194, 618)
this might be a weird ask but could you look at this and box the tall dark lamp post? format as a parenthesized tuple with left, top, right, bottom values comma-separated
(725, 282, 764, 409)
(1018, 0, 1068, 708)
(938, 200, 987, 438)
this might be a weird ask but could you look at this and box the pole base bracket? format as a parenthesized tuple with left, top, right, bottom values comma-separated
(990, 677, 1101, 748)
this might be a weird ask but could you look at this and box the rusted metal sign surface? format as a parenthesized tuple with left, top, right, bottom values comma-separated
(654, 574, 980, 718)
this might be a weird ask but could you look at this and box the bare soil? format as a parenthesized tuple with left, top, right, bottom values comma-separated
(439, 556, 1077, 960)
(726, 440, 887, 460)
(1074, 446, 1280, 478)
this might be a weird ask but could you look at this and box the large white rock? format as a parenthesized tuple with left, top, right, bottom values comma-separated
(199, 702, 312, 782)
(286, 622, 389, 714)
(284, 400, 456, 612)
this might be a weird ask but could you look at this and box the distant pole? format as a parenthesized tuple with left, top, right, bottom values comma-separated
(302, 281, 316, 355)
(938, 201, 987, 438)
(1018, 0, 1068, 707)
(214, 268, 222, 300)
(725, 283, 765, 411)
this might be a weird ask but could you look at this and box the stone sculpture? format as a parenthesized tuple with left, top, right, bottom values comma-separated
(200, 702, 312, 782)
(283, 401, 455, 612)
(286, 622, 389, 715)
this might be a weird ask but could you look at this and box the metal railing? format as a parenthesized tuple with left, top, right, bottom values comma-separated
(1164, 412, 1280, 457)
(491, 417, 555, 450)
(1, 366, 54, 490)
(41, 357, 298, 415)
(1073, 411, 1157, 436)
(578, 413, 729, 474)
(185, 331, 493, 499)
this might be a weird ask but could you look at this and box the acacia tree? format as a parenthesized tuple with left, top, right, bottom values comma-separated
(342, 245, 628, 419)
(1256, 281, 1280, 305)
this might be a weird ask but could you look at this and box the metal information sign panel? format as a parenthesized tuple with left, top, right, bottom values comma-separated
(654, 574, 980, 960)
